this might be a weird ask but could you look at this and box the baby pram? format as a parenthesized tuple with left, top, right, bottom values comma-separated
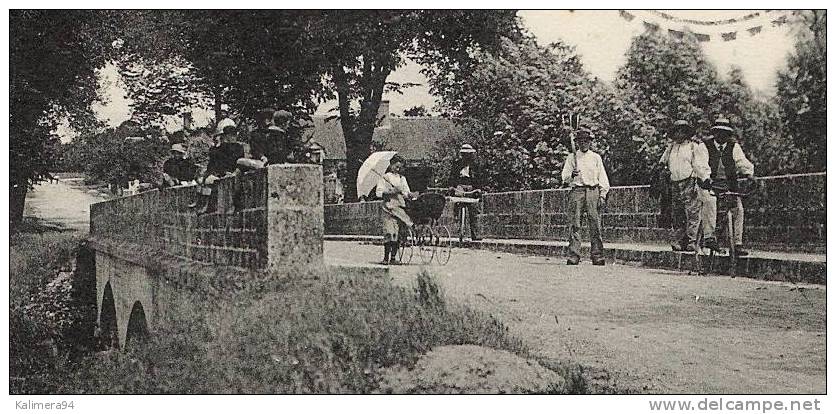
(398, 192, 453, 265)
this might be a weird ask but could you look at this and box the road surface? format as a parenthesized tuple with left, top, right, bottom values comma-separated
(325, 241, 826, 394)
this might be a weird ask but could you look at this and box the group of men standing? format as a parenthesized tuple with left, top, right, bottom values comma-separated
(560, 116, 755, 265)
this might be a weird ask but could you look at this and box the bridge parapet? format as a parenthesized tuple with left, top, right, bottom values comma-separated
(91, 164, 324, 273)
(325, 172, 825, 251)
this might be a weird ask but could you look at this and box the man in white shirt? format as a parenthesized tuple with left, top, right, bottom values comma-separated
(561, 129, 610, 265)
(700, 117, 756, 256)
(659, 120, 712, 252)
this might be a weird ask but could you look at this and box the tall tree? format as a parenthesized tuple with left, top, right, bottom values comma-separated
(776, 10, 826, 170)
(10, 10, 113, 228)
(113, 10, 329, 126)
(307, 10, 520, 200)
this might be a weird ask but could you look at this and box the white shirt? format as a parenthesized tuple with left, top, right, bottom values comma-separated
(660, 140, 711, 182)
(459, 166, 470, 178)
(375, 172, 411, 207)
(712, 141, 755, 178)
(561, 150, 610, 198)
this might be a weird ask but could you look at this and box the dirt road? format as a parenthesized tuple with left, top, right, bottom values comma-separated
(325, 241, 826, 394)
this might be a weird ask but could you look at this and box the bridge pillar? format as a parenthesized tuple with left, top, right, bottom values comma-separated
(264, 164, 324, 276)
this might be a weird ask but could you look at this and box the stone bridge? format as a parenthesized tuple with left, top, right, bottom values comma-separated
(86, 164, 324, 348)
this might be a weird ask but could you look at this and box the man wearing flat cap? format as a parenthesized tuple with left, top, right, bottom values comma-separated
(561, 129, 610, 265)
(700, 116, 755, 256)
(448, 143, 483, 241)
(659, 120, 711, 253)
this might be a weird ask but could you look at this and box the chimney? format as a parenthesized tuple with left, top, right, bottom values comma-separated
(377, 100, 391, 129)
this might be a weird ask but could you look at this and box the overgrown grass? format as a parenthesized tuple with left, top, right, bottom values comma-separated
(9, 228, 84, 394)
(11, 228, 585, 394)
(53, 270, 581, 394)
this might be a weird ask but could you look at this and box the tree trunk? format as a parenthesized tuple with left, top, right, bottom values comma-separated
(10, 180, 28, 231)
(336, 63, 390, 202)
(213, 86, 223, 123)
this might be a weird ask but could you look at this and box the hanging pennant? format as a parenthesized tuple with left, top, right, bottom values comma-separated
(721, 31, 737, 41)
(668, 29, 685, 39)
(747, 25, 763, 36)
(619, 10, 635, 22)
(771, 15, 788, 26)
(695, 33, 711, 42)
(643, 21, 660, 32)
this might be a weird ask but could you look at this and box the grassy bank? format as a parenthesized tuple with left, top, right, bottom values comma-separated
(11, 223, 582, 394)
(9, 226, 84, 394)
(56, 271, 580, 393)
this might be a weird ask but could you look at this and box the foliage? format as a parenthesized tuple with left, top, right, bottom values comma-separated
(41, 271, 582, 394)
(9, 230, 83, 394)
(308, 10, 521, 200)
(775, 10, 827, 170)
(75, 122, 169, 188)
(402, 105, 430, 117)
(428, 35, 649, 190)
(9, 10, 114, 227)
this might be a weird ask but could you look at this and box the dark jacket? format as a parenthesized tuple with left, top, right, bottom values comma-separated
(448, 159, 482, 188)
(206, 142, 244, 176)
(162, 157, 197, 183)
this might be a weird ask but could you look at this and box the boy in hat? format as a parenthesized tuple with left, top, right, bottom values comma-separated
(700, 117, 755, 256)
(561, 129, 610, 265)
(161, 143, 197, 188)
(448, 143, 483, 240)
(659, 120, 712, 252)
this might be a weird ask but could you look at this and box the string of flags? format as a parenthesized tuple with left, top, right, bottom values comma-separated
(618, 10, 795, 43)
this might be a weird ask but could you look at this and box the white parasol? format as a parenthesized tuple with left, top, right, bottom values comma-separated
(356, 151, 399, 198)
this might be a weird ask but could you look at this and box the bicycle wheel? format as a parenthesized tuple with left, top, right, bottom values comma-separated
(398, 227, 414, 264)
(434, 225, 452, 265)
(415, 224, 435, 264)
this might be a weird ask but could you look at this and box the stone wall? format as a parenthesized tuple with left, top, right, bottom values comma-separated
(324, 172, 826, 249)
(91, 164, 325, 274)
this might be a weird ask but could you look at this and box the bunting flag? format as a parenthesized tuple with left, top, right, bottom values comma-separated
(643, 21, 660, 32)
(616, 10, 790, 43)
(619, 10, 635, 22)
(771, 15, 789, 26)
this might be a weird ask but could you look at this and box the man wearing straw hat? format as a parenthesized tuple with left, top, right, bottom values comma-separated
(659, 120, 711, 253)
(161, 143, 197, 188)
(448, 143, 483, 241)
(700, 116, 755, 256)
(561, 129, 610, 265)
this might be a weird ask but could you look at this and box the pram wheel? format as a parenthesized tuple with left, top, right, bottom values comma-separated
(398, 227, 414, 264)
(434, 225, 452, 265)
(414, 224, 435, 264)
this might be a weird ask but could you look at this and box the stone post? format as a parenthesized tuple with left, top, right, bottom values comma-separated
(265, 164, 325, 277)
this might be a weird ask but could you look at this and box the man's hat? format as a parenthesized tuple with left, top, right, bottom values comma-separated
(672, 119, 694, 134)
(214, 118, 236, 136)
(460, 143, 477, 153)
(575, 128, 594, 140)
(273, 110, 292, 122)
(711, 117, 734, 133)
(170, 143, 187, 154)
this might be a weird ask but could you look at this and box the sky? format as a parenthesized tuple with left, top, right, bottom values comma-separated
(78, 10, 798, 140)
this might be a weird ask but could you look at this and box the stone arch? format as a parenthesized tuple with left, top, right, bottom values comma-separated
(125, 301, 150, 347)
(99, 281, 118, 350)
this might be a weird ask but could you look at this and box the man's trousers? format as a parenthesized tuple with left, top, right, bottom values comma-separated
(568, 186, 603, 260)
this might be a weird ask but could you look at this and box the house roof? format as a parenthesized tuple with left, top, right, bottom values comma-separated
(305, 116, 462, 161)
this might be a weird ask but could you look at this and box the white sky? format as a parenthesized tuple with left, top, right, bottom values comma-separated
(79, 9, 798, 140)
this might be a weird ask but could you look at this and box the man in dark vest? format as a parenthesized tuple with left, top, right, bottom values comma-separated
(700, 117, 755, 256)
